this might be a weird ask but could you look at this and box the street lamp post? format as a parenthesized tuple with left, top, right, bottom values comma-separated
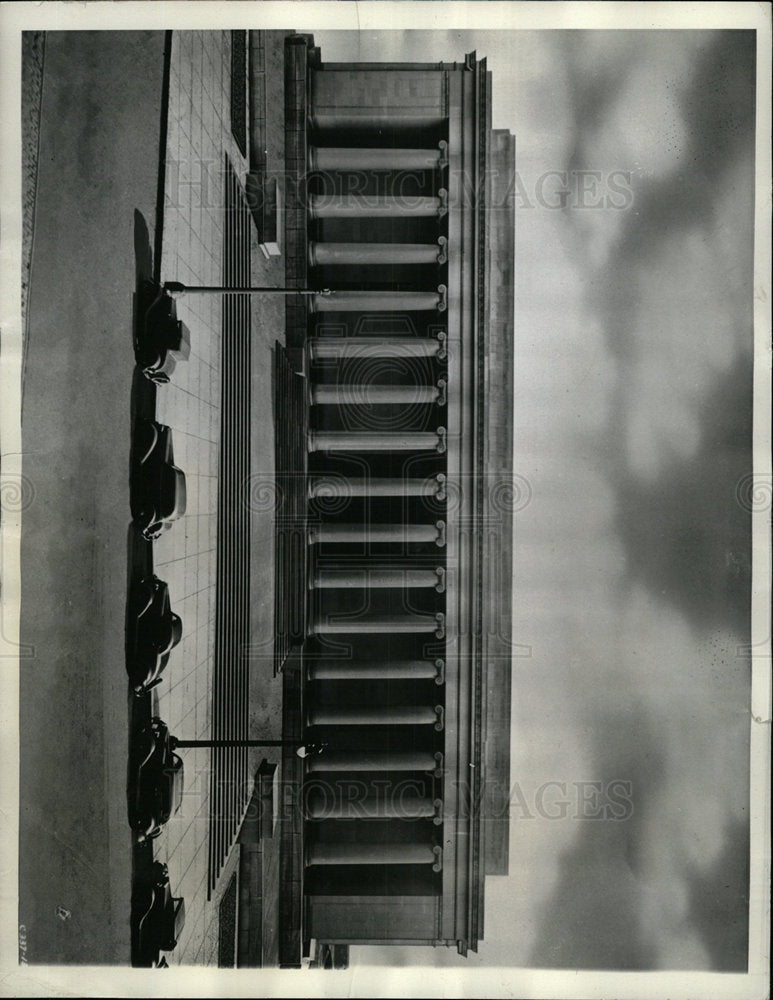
(169, 736, 327, 758)
(164, 281, 329, 298)
(135, 279, 330, 384)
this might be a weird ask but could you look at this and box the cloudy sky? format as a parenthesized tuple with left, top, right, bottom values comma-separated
(316, 28, 756, 972)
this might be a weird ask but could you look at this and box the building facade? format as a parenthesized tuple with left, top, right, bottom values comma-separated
(268, 34, 516, 965)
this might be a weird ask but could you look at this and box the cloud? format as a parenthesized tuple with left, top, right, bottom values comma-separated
(554, 29, 755, 631)
(683, 816, 750, 971)
(614, 350, 753, 637)
(527, 593, 750, 970)
(513, 28, 754, 968)
(594, 31, 754, 330)
(527, 750, 664, 969)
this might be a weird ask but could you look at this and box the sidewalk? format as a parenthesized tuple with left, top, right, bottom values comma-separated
(149, 29, 287, 964)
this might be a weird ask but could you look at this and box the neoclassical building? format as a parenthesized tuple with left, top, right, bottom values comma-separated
(259, 34, 516, 966)
(19, 26, 514, 970)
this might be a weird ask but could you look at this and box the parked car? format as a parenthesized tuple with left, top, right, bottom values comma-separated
(134, 281, 190, 385)
(131, 419, 186, 541)
(133, 860, 186, 967)
(126, 576, 182, 696)
(128, 716, 184, 842)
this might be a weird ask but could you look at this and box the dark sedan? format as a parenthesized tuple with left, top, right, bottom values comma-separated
(128, 716, 184, 842)
(126, 575, 182, 696)
(132, 860, 186, 967)
(130, 419, 186, 541)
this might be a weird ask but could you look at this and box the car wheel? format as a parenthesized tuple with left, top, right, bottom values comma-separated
(151, 862, 170, 887)
(141, 518, 163, 542)
(138, 675, 164, 695)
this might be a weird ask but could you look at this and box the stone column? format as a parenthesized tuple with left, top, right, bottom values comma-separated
(309, 428, 446, 453)
(307, 705, 442, 726)
(309, 238, 447, 267)
(307, 658, 445, 682)
(309, 334, 446, 361)
(309, 190, 447, 219)
(311, 109, 445, 131)
(311, 566, 445, 591)
(311, 286, 447, 313)
(309, 142, 448, 172)
(309, 473, 446, 499)
(308, 522, 445, 545)
(310, 612, 445, 639)
(306, 794, 442, 822)
(306, 750, 442, 772)
(307, 842, 442, 869)
(310, 380, 446, 406)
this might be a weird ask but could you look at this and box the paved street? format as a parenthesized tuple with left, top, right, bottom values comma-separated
(19, 31, 166, 964)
